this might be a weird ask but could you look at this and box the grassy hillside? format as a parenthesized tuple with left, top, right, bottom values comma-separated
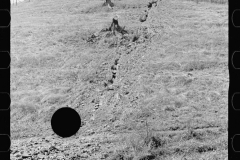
(11, 0, 228, 159)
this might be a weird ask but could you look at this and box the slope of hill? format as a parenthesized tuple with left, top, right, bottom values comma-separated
(11, 0, 228, 159)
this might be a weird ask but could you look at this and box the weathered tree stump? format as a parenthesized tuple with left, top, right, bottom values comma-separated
(103, 0, 114, 8)
(110, 17, 119, 35)
(108, 16, 128, 35)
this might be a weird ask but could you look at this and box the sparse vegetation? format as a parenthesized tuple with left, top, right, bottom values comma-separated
(187, 0, 228, 4)
(11, 0, 227, 159)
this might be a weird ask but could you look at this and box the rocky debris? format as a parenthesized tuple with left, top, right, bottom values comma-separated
(147, 0, 158, 9)
(84, 25, 152, 50)
(82, 17, 154, 92)
(139, 10, 148, 22)
(139, 0, 158, 22)
(11, 136, 105, 160)
(104, 58, 120, 90)
(85, 33, 100, 44)
(139, 0, 159, 22)
(21, 152, 31, 158)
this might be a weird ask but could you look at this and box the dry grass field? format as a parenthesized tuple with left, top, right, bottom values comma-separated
(11, 0, 228, 159)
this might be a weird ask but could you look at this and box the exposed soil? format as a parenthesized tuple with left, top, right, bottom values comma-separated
(11, 0, 228, 159)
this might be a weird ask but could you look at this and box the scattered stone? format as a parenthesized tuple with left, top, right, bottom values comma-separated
(37, 154, 46, 159)
(138, 154, 155, 160)
(140, 10, 148, 22)
(22, 153, 31, 158)
(80, 153, 89, 158)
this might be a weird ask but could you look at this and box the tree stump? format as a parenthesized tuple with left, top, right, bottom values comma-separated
(108, 16, 128, 35)
(103, 0, 114, 8)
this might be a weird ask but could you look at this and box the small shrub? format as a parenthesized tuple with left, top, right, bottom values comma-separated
(165, 106, 175, 112)
(195, 145, 217, 153)
(183, 120, 195, 140)
(149, 136, 167, 149)
(174, 101, 183, 108)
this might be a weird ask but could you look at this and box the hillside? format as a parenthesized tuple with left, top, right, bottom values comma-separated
(11, 0, 228, 159)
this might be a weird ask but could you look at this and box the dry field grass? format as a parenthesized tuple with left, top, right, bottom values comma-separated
(189, 0, 228, 4)
(186, 0, 228, 4)
(11, 0, 228, 159)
